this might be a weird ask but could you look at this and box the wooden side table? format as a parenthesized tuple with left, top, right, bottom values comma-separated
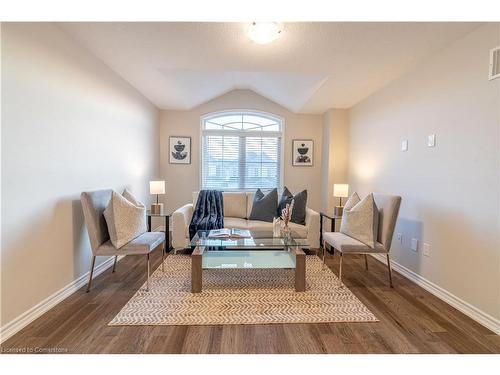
(147, 210, 171, 254)
(319, 212, 342, 249)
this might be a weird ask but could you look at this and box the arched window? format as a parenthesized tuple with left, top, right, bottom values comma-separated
(201, 111, 283, 190)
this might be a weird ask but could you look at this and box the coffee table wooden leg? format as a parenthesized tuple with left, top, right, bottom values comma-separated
(295, 247, 306, 292)
(191, 245, 205, 293)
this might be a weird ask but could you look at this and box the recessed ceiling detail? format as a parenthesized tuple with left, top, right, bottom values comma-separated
(157, 69, 327, 112)
(59, 22, 481, 113)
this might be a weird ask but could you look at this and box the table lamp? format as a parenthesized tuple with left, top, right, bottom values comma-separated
(149, 180, 165, 214)
(333, 183, 349, 216)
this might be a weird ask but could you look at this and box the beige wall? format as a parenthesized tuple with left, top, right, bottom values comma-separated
(321, 109, 350, 214)
(159, 89, 323, 213)
(1, 23, 160, 327)
(348, 24, 500, 320)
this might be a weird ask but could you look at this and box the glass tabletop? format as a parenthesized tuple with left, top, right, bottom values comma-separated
(190, 230, 309, 249)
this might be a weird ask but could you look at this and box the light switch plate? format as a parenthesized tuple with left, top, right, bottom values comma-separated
(396, 233, 403, 243)
(423, 243, 431, 257)
(411, 238, 418, 252)
(401, 140, 408, 152)
(428, 134, 436, 147)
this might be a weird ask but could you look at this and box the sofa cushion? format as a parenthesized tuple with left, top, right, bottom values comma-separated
(223, 192, 247, 218)
(223, 217, 249, 229)
(187, 217, 248, 236)
(246, 192, 255, 218)
(103, 191, 147, 249)
(246, 220, 307, 238)
(277, 187, 307, 225)
(247, 220, 273, 232)
(249, 188, 278, 222)
(340, 193, 379, 248)
(323, 232, 386, 253)
(288, 222, 308, 238)
(193, 191, 247, 218)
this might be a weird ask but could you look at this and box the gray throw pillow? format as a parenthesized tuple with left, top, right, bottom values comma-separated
(104, 191, 147, 248)
(340, 193, 379, 248)
(277, 187, 307, 225)
(249, 188, 278, 222)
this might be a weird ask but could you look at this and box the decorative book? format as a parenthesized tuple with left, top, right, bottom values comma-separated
(208, 228, 251, 238)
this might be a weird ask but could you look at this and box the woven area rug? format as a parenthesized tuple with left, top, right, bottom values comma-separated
(109, 255, 378, 326)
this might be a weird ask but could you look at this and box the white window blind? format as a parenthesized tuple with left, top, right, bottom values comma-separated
(201, 112, 283, 191)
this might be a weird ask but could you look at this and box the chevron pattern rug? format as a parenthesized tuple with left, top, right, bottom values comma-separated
(109, 254, 378, 326)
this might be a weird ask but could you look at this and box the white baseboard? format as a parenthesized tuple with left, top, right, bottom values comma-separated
(371, 254, 500, 335)
(0, 255, 123, 344)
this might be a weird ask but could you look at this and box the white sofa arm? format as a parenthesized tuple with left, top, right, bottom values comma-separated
(305, 207, 320, 249)
(172, 203, 193, 249)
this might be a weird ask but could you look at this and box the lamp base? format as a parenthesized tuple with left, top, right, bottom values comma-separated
(150, 203, 163, 215)
(334, 206, 344, 217)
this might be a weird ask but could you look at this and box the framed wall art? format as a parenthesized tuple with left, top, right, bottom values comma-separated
(292, 139, 313, 166)
(169, 136, 191, 164)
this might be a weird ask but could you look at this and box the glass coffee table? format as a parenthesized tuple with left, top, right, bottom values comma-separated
(190, 230, 309, 293)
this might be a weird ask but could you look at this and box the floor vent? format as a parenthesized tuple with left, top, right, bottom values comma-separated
(489, 46, 500, 80)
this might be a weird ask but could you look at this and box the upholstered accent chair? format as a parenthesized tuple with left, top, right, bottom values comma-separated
(81, 189, 165, 292)
(322, 194, 401, 287)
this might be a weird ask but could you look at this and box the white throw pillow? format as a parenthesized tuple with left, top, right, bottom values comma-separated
(123, 188, 145, 208)
(340, 193, 379, 248)
(343, 192, 361, 211)
(104, 191, 147, 249)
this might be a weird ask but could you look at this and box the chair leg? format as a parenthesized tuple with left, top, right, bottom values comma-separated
(322, 240, 328, 268)
(386, 254, 393, 288)
(339, 252, 343, 281)
(112, 255, 118, 273)
(86, 256, 96, 293)
(162, 243, 165, 273)
(146, 253, 150, 291)
(364, 254, 369, 271)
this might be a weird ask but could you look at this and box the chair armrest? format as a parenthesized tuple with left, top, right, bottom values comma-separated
(305, 207, 320, 248)
(172, 203, 193, 249)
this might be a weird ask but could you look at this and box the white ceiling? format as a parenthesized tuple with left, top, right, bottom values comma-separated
(59, 22, 481, 113)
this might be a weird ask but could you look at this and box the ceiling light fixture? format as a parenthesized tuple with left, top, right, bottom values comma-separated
(247, 22, 282, 45)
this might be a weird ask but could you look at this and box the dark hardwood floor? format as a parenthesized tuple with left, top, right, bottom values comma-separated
(2, 247, 499, 354)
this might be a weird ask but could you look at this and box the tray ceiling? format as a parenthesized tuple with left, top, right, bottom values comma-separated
(59, 22, 481, 113)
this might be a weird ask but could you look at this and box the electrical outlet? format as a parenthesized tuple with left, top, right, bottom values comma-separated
(428, 134, 436, 147)
(396, 233, 403, 243)
(423, 243, 431, 257)
(411, 238, 418, 252)
(401, 139, 408, 152)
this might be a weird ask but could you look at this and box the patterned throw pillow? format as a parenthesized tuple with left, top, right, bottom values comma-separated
(277, 187, 308, 225)
(249, 188, 278, 222)
(104, 190, 147, 249)
(340, 193, 379, 248)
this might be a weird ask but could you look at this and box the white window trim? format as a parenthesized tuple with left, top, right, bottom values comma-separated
(199, 109, 285, 192)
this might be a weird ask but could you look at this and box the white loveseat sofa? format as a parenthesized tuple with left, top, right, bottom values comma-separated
(172, 191, 320, 251)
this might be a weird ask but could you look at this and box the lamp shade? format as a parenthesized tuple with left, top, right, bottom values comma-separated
(149, 180, 165, 195)
(333, 184, 349, 198)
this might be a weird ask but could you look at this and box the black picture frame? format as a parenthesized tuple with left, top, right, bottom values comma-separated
(292, 139, 314, 167)
(169, 136, 191, 164)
